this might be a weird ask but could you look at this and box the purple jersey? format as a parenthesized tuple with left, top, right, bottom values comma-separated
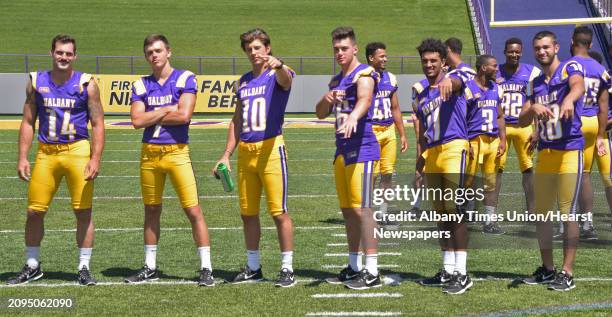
(32, 71, 91, 144)
(371, 71, 399, 126)
(329, 63, 380, 165)
(529, 59, 585, 151)
(412, 75, 468, 148)
(465, 79, 503, 139)
(496, 63, 541, 125)
(131, 69, 197, 144)
(237, 67, 295, 142)
(448, 62, 476, 83)
(572, 56, 612, 117)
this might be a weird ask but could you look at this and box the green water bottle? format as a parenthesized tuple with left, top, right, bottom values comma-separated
(215, 163, 235, 192)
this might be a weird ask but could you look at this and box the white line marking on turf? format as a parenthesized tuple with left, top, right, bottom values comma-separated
(321, 265, 400, 269)
(331, 234, 347, 237)
(312, 293, 403, 299)
(305, 312, 402, 316)
(325, 252, 401, 257)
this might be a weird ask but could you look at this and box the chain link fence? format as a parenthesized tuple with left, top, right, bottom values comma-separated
(0, 54, 478, 75)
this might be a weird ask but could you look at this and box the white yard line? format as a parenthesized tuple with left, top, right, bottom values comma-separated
(324, 253, 402, 257)
(305, 312, 402, 316)
(312, 293, 402, 299)
(0, 194, 337, 201)
(0, 226, 344, 234)
(321, 265, 400, 269)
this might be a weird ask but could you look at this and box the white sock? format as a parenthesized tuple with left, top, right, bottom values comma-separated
(26, 246, 40, 269)
(281, 251, 293, 272)
(365, 254, 378, 276)
(144, 245, 157, 270)
(198, 246, 211, 270)
(485, 205, 495, 225)
(78, 248, 92, 270)
(558, 222, 564, 234)
(454, 251, 467, 275)
(349, 252, 362, 271)
(442, 251, 455, 274)
(247, 250, 260, 271)
(583, 213, 593, 230)
(379, 202, 388, 214)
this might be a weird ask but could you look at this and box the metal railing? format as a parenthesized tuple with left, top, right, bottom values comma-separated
(0, 54, 478, 75)
(587, 0, 612, 67)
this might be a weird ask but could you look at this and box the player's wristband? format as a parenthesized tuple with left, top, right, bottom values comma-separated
(274, 59, 284, 70)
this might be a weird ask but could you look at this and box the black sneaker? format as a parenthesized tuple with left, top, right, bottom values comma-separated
(418, 269, 452, 287)
(197, 268, 215, 287)
(231, 266, 263, 284)
(344, 269, 382, 290)
(548, 271, 576, 291)
(77, 266, 97, 286)
(580, 227, 598, 241)
(522, 265, 556, 285)
(483, 222, 505, 235)
(274, 268, 296, 288)
(6, 264, 43, 285)
(124, 265, 159, 283)
(325, 265, 360, 284)
(443, 271, 473, 295)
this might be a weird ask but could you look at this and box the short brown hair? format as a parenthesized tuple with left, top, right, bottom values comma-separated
(240, 28, 271, 51)
(51, 34, 76, 53)
(143, 34, 170, 53)
(331, 26, 356, 43)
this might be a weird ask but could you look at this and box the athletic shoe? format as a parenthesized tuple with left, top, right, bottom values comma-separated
(6, 264, 43, 285)
(443, 272, 473, 295)
(197, 268, 215, 287)
(344, 269, 382, 290)
(548, 271, 575, 291)
(483, 222, 505, 235)
(124, 265, 159, 283)
(522, 265, 556, 285)
(77, 266, 97, 286)
(553, 225, 564, 241)
(580, 227, 598, 241)
(231, 265, 263, 284)
(418, 269, 452, 287)
(274, 268, 296, 288)
(325, 265, 360, 284)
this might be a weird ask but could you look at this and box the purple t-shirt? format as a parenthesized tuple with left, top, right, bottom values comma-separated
(572, 56, 612, 117)
(497, 63, 541, 125)
(131, 69, 197, 144)
(529, 60, 585, 151)
(412, 75, 468, 148)
(32, 71, 90, 144)
(371, 71, 399, 127)
(329, 63, 381, 165)
(465, 79, 502, 139)
(237, 67, 295, 142)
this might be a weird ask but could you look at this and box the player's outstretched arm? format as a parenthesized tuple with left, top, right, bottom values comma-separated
(337, 76, 374, 138)
(316, 91, 335, 119)
(160, 92, 196, 126)
(414, 115, 426, 177)
(17, 78, 37, 181)
(595, 88, 609, 156)
(213, 99, 242, 174)
(261, 55, 293, 90)
(85, 79, 105, 180)
(438, 76, 463, 101)
(559, 74, 585, 121)
(391, 93, 408, 153)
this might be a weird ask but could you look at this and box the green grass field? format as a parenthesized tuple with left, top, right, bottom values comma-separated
(0, 124, 611, 316)
(0, 0, 476, 74)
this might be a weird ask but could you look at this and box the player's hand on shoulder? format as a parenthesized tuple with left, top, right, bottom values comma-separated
(84, 158, 101, 181)
(17, 158, 30, 181)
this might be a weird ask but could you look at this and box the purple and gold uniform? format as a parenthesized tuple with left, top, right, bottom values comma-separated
(329, 64, 380, 208)
(412, 75, 469, 212)
(236, 67, 295, 216)
(497, 63, 541, 172)
(371, 71, 399, 175)
(572, 56, 612, 175)
(131, 69, 199, 208)
(464, 79, 503, 191)
(28, 71, 93, 212)
(529, 60, 585, 215)
(448, 62, 476, 83)
(603, 76, 612, 185)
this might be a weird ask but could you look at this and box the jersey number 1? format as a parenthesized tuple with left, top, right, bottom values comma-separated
(47, 109, 76, 141)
